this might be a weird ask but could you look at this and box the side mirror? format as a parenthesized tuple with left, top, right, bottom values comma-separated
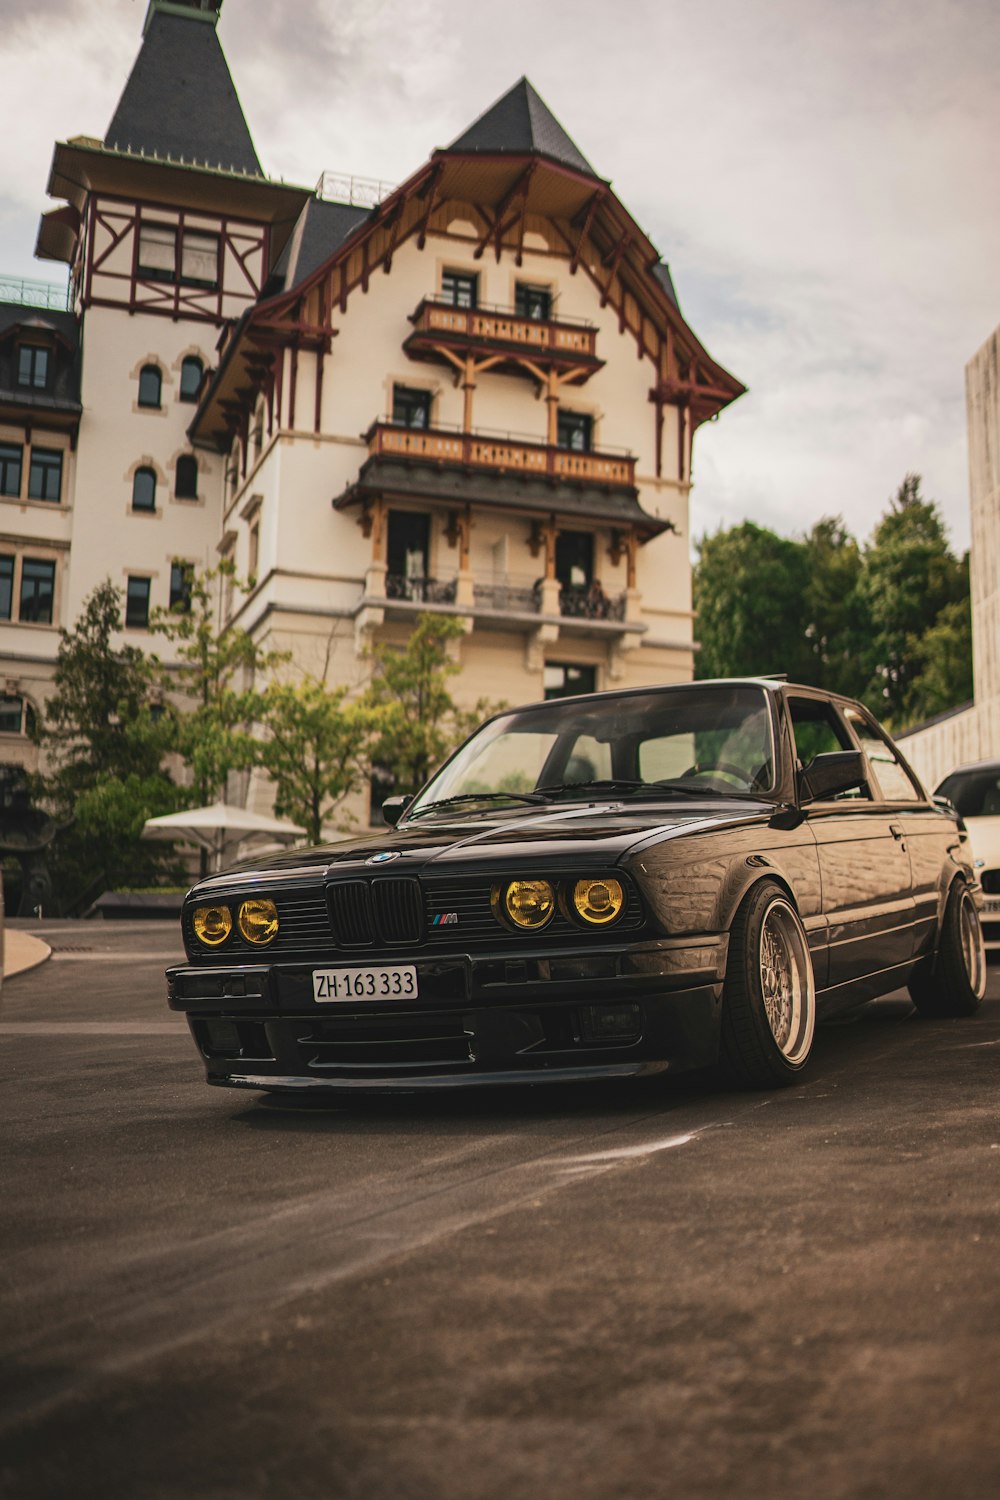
(799, 750, 866, 803)
(381, 794, 413, 827)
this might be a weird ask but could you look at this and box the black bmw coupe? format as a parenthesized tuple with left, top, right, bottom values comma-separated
(167, 678, 985, 1093)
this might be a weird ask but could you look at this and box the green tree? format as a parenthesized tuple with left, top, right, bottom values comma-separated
(693, 522, 814, 682)
(31, 580, 182, 905)
(35, 579, 168, 795)
(901, 595, 974, 725)
(150, 562, 286, 805)
(802, 516, 869, 697)
(261, 673, 381, 844)
(362, 614, 498, 791)
(861, 475, 967, 723)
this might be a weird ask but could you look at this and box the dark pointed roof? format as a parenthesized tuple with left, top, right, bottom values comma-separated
(270, 199, 371, 294)
(105, 7, 262, 175)
(447, 77, 596, 177)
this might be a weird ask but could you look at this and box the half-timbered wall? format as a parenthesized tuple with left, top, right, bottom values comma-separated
(84, 195, 266, 323)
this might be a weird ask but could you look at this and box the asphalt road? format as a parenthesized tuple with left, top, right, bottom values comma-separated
(1, 920, 999, 1500)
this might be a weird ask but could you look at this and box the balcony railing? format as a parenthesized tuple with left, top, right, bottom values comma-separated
(366, 420, 636, 489)
(408, 296, 598, 360)
(384, 573, 457, 604)
(0, 273, 72, 312)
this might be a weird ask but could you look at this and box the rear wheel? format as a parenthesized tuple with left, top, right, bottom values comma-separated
(909, 880, 985, 1017)
(720, 881, 816, 1088)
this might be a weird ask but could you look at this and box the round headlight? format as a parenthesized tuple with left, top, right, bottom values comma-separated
(192, 904, 233, 946)
(238, 897, 279, 945)
(495, 879, 555, 929)
(572, 878, 624, 926)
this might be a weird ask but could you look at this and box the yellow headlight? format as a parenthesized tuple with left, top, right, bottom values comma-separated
(572, 878, 624, 926)
(238, 897, 279, 945)
(192, 904, 233, 946)
(495, 879, 555, 929)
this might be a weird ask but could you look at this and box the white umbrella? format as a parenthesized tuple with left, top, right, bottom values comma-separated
(141, 802, 306, 871)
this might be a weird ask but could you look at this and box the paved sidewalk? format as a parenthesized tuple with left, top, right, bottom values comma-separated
(3, 929, 51, 978)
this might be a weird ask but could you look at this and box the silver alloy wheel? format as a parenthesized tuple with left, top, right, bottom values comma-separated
(959, 887, 987, 1000)
(758, 898, 815, 1064)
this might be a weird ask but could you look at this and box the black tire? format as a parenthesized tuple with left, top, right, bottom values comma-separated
(909, 879, 986, 1018)
(720, 880, 816, 1088)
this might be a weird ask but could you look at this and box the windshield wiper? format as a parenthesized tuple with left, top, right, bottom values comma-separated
(535, 778, 649, 797)
(408, 790, 549, 819)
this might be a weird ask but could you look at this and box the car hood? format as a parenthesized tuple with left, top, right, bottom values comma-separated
(961, 815, 1000, 871)
(190, 797, 773, 896)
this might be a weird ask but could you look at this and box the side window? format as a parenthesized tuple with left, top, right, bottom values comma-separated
(844, 707, 923, 802)
(788, 696, 851, 766)
(788, 696, 864, 801)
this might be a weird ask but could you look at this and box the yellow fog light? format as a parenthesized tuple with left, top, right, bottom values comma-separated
(494, 879, 555, 930)
(572, 878, 624, 926)
(238, 898, 279, 945)
(192, 904, 233, 946)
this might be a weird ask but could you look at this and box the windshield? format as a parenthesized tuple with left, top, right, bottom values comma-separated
(408, 684, 776, 816)
(936, 768, 1000, 818)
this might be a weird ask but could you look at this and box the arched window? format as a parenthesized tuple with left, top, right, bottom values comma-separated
(179, 356, 204, 403)
(175, 454, 198, 500)
(138, 364, 162, 408)
(132, 467, 157, 512)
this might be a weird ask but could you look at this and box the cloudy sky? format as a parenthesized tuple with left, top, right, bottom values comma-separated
(2, 0, 998, 552)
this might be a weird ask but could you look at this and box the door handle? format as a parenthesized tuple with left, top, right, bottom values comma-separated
(889, 823, 907, 848)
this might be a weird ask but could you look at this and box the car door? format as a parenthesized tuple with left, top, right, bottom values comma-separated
(788, 693, 915, 992)
(841, 705, 947, 964)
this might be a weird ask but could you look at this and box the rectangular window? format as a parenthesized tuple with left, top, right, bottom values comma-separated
(19, 558, 55, 624)
(544, 663, 596, 701)
(17, 346, 50, 389)
(557, 410, 593, 452)
(180, 231, 219, 288)
(125, 576, 152, 629)
(169, 561, 193, 612)
(441, 270, 478, 309)
(28, 448, 63, 503)
(392, 385, 432, 429)
(0, 442, 23, 498)
(0, 695, 25, 734)
(0, 554, 14, 619)
(515, 284, 552, 320)
(137, 223, 177, 282)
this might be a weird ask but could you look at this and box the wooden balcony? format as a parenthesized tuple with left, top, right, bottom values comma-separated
(404, 297, 602, 383)
(365, 421, 636, 490)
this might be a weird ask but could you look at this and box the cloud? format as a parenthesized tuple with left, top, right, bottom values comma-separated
(1, 0, 996, 553)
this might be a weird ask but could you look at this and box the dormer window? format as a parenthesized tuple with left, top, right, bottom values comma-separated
(138, 365, 162, 408)
(179, 356, 204, 402)
(17, 346, 50, 390)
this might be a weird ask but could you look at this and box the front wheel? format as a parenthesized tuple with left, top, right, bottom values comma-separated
(720, 881, 816, 1088)
(909, 880, 986, 1018)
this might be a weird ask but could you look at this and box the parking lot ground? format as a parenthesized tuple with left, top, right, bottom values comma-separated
(1, 922, 998, 1500)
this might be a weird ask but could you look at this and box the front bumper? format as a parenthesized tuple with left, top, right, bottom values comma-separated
(167, 936, 727, 1092)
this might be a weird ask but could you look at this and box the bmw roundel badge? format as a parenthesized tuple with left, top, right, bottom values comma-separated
(366, 850, 401, 865)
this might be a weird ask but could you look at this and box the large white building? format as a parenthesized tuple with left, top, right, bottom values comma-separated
(1, 0, 744, 826)
(898, 325, 1000, 789)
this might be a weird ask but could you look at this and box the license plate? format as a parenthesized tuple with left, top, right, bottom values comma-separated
(984, 899, 1000, 915)
(312, 965, 419, 1002)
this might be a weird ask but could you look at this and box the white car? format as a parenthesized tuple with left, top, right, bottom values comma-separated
(936, 760, 1000, 950)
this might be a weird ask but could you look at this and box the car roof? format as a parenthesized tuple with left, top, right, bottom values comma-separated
(938, 759, 1000, 777)
(494, 676, 860, 721)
